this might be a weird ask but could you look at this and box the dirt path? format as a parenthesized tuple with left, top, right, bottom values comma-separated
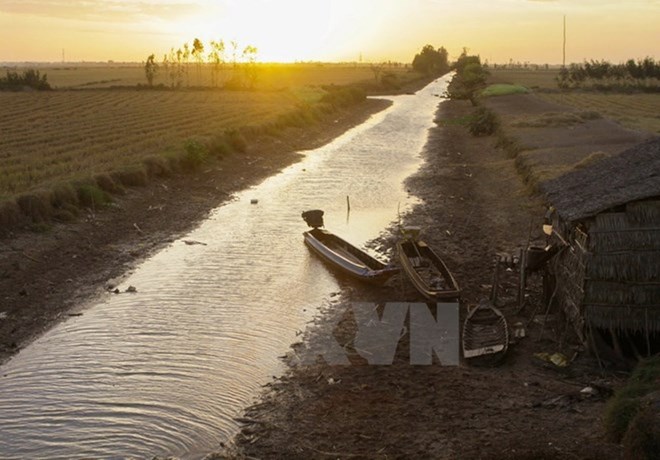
(229, 99, 625, 459)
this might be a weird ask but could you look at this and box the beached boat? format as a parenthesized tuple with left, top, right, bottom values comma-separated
(302, 210, 399, 285)
(396, 227, 460, 300)
(462, 298, 509, 362)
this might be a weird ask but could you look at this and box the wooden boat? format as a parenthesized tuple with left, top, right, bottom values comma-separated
(396, 227, 460, 300)
(302, 210, 398, 285)
(462, 298, 509, 362)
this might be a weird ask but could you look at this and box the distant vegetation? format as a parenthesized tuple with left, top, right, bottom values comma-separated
(412, 45, 450, 76)
(0, 69, 51, 91)
(557, 57, 660, 92)
(446, 50, 489, 106)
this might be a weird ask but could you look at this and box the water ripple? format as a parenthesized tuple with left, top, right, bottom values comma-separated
(0, 76, 451, 459)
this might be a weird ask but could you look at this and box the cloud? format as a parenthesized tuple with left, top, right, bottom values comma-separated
(0, 0, 204, 23)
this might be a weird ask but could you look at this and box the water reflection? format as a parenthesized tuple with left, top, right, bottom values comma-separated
(0, 75, 450, 459)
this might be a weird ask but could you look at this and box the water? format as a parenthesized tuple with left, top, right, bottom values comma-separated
(0, 76, 450, 459)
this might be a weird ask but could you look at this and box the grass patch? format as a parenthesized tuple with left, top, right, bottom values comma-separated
(481, 84, 529, 98)
(511, 111, 602, 128)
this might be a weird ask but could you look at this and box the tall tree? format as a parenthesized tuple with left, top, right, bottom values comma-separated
(191, 38, 205, 86)
(144, 54, 158, 87)
(208, 39, 226, 87)
(412, 45, 449, 75)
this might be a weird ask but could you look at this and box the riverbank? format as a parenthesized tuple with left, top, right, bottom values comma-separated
(227, 96, 630, 458)
(0, 95, 403, 365)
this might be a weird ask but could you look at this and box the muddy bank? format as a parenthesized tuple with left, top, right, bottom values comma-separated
(229, 98, 626, 459)
(0, 95, 404, 365)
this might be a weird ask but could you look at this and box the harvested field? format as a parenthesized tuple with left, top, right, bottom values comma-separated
(3, 63, 415, 90)
(488, 68, 660, 134)
(0, 90, 302, 198)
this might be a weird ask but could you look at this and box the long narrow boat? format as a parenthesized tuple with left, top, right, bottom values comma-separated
(396, 228, 460, 300)
(302, 210, 398, 285)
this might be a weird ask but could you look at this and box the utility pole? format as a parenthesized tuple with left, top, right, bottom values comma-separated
(562, 15, 566, 68)
(62, 48, 65, 63)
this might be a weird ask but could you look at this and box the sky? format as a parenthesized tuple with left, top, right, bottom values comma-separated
(0, 0, 658, 64)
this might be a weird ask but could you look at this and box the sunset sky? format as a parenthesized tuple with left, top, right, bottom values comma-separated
(0, 0, 658, 64)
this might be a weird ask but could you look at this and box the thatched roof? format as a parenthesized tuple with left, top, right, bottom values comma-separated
(542, 137, 660, 222)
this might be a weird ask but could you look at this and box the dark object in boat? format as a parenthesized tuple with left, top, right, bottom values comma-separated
(301, 209, 324, 228)
(396, 227, 460, 300)
(302, 212, 398, 285)
(462, 298, 509, 363)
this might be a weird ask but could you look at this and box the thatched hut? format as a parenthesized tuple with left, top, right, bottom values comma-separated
(540, 137, 660, 354)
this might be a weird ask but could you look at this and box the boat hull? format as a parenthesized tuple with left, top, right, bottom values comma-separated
(304, 228, 398, 285)
(396, 239, 460, 300)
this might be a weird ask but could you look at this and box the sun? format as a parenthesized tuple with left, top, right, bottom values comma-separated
(168, 0, 389, 63)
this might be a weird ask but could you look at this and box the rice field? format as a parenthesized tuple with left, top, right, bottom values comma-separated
(2, 63, 412, 90)
(0, 89, 304, 199)
(535, 92, 660, 134)
(488, 68, 660, 134)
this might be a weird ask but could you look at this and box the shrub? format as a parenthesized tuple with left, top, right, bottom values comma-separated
(16, 191, 53, 222)
(0, 200, 23, 228)
(208, 135, 233, 158)
(76, 184, 111, 208)
(112, 167, 149, 187)
(604, 355, 660, 442)
(181, 139, 209, 170)
(468, 107, 499, 136)
(0, 69, 51, 91)
(381, 72, 400, 90)
(142, 155, 172, 177)
(94, 173, 122, 193)
(51, 183, 79, 208)
(622, 393, 660, 460)
(225, 129, 248, 154)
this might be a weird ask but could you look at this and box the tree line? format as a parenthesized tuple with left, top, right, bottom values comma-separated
(144, 38, 259, 89)
(557, 57, 660, 91)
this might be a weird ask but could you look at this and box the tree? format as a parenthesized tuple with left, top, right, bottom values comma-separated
(182, 42, 190, 86)
(370, 62, 384, 80)
(208, 39, 225, 87)
(144, 54, 158, 87)
(412, 45, 449, 75)
(242, 45, 259, 89)
(447, 51, 489, 106)
(191, 38, 205, 86)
